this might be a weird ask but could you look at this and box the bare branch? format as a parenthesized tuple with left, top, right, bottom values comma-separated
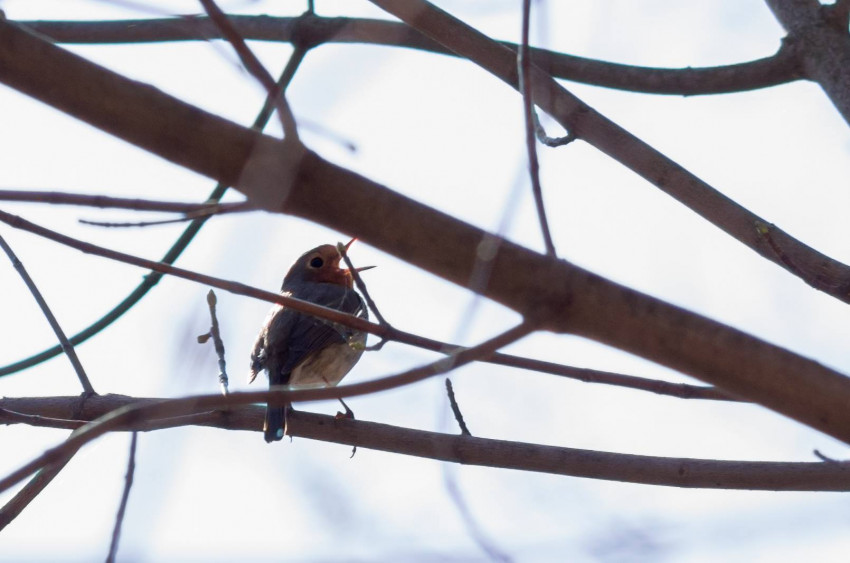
(106, 432, 138, 563)
(21, 16, 805, 96)
(0, 455, 73, 531)
(336, 240, 388, 326)
(0, 234, 95, 395)
(519, 0, 556, 256)
(445, 378, 471, 436)
(4, 394, 850, 492)
(197, 290, 229, 395)
(0, 190, 253, 214)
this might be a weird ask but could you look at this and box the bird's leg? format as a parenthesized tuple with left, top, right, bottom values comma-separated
(336, 397, 355, 420)
(283, 402, 295, 441)
(322, 374, 355, 420)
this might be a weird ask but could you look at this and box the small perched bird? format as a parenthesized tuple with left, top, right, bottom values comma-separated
(249, 239, 371, 442)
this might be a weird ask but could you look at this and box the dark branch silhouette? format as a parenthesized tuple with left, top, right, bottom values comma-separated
(20, 15, 805, 96)
(0, 234, 95, 394)
(2, 394, 850, 492)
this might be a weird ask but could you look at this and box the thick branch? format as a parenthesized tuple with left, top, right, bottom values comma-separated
(2, 395, 849, 492)
(2, 19, 850, 444)
(20, 16, 804, 96)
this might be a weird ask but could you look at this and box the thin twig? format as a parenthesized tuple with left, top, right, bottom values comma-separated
(0, 233, 95, 395)
(106, 432, 138, 563)
(198, 0, 299, 141)
(80, 216, 207, 228)
(445, 378, 471, 436)
(0, 323, 533, 495)
(0, 191, 253, 214)
(337, 240, 390, 351)
(336, 240, 388, 325)
(533, 111, 575, 147)
(197, 290, 229, 395)
(518, 0, 556, 256)
(79, 201, 254, 228)
(814, 449, 842, 464)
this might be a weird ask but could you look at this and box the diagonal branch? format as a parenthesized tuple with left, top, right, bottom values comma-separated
(0, 234, 95, 394)
(3, 394, 850, 492)
(0, 451, 74, 531)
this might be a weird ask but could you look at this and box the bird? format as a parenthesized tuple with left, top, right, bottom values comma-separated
(249, 239, 371, 443)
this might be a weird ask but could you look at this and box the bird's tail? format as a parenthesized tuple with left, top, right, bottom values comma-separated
(264, 403, 287, 443)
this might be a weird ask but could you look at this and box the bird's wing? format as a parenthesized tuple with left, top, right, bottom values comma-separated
(277, 284, 368, 377)
(248, 303, 284, 383)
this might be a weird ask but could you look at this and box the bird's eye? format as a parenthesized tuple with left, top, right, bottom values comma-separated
(309, 256, 324, 268)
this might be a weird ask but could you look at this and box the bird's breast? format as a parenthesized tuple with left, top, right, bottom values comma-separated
(286, 331, 367, 389)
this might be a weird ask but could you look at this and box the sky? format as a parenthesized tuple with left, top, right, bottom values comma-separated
(1, 0, 850, 561)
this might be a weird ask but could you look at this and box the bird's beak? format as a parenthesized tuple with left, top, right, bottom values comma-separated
(342, 238, 376, 273)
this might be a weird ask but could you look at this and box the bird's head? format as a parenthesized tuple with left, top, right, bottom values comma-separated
(282, 239, 374, 289)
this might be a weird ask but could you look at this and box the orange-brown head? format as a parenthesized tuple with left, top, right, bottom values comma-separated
(282, 239, 373, 290)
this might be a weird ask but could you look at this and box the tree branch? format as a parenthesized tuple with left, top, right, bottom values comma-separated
(519, 0, 557, 256)
(0, 234, 95, 395)
(0, 190, 253, 214)
(0, 452, 73, 531)
(19, 16, 805, 96)
(3, 394, 850, 492)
